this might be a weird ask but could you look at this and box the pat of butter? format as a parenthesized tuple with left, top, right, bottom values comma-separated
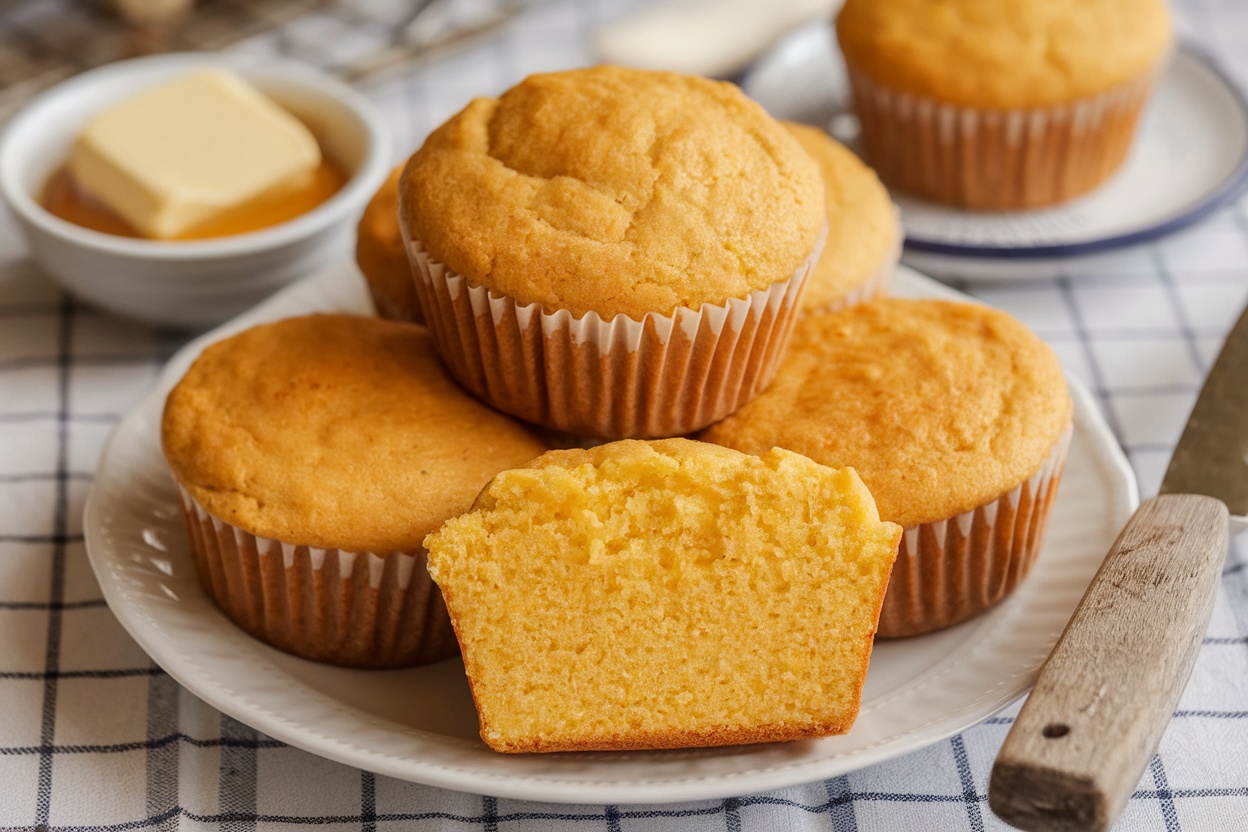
(69, 69, 321, 240)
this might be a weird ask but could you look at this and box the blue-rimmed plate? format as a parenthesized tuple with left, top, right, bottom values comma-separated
(742, 22, 1248, 280)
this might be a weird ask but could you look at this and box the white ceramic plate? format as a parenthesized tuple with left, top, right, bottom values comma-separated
(84, 262, 1138, 804)
(742, 22, 1248, 280)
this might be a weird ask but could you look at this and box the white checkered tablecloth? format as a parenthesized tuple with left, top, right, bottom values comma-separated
(3, 0, 1248, 829)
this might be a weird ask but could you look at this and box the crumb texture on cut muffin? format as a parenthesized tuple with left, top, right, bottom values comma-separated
(782, 122, 895, 310)
(401, 66, 825, 320)
(425, 438, 901, 753)
(161, 314, 547, 553)
(700, 299, 1072, 528)
(836, 0, 1172, 109)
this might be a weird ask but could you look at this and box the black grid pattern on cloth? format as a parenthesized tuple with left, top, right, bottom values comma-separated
(3, 0, 1248, 829)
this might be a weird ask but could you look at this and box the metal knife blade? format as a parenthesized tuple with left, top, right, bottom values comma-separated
(989, 303, 1248, 832)
(1160, 303, 1248, 518)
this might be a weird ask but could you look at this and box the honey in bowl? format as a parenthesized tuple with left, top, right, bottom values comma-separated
(49, 68, 344, 242)
(41, 156, 346, 241)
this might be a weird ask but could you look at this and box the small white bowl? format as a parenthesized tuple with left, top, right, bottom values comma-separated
(0, 52, 390, 329)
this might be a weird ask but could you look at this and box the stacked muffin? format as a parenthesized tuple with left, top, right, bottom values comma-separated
(400, 66, 827, 438)
(164, 63, 1073, 754)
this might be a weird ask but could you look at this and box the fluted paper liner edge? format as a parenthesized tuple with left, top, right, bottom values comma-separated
(878, 423, 1073, 638)
(847, 61, 1165, 210)
(405, 226, 825, 438)
(177, 485, 457, 668)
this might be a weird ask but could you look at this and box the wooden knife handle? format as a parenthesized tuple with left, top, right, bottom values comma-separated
(989, 493, 1229, 832)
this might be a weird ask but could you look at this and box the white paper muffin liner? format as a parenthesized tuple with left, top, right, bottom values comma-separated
(405, 227, 825, 439)
(846, 61, 1165, 210)
(177, 485, 458, 668)
(877, 423, 1073, 638)
(801, 205, 900, 316)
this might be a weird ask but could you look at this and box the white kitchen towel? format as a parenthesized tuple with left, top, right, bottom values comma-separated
(3, 0, 1248, 829)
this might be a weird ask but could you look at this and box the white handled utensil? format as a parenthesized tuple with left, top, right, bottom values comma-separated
(989, 303, 1248, 831)
(594, 0, 841, 78)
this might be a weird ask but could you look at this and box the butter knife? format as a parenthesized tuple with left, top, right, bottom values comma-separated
(989, 303, 1248, 831)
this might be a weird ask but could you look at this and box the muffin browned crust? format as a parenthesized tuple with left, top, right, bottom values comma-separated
(162, 314, 548, 553)
(400, 66, 825, 320)
(356, 165, 422, 324)
(701, 299, 1072, 636)
(162, 314, 550, 667)
(783, 122, 897, 313)
(836, 0, 1172, 109)
(702, 299, 1070, 527)
(835, 0, 1171, 209)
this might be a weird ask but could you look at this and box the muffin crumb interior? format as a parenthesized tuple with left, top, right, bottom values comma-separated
(426, 439, 900, 752)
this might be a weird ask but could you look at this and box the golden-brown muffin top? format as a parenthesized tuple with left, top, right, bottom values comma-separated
(783, 122, 896, 312)
(836, 0, 1172, 108)
(355, 164, 423, 324)
(161, 314, 547, 553)
(700, 299, 1072, 527)
(400, 66, 825, 320)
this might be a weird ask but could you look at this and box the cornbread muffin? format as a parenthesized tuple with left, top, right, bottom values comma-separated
(162, 314, 548, 667)
(425, 438, 901, 753)
(356, 165, 422, 324)
(400, 65, 826, 438)
(836, 0, 1172, 209)
(701, 299, 1073, 636)
(783, 122, 898, 313)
